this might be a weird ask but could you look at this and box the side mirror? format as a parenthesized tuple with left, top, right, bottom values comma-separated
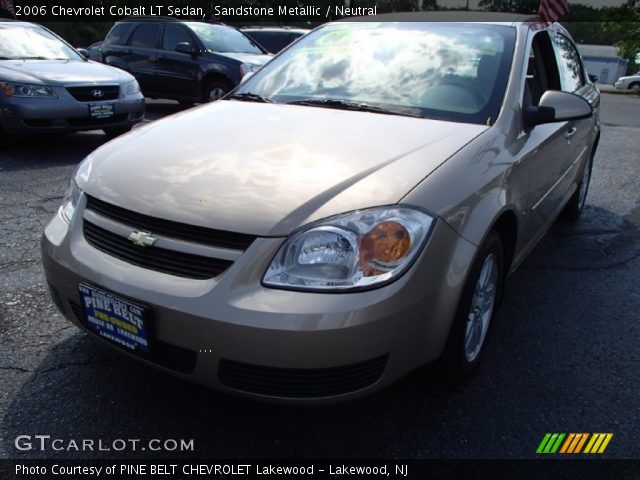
(175, 43, 197, 56)
(524, 90, 592, 129)
(588, 73, 598, 83)
(76, 48, 89, 59)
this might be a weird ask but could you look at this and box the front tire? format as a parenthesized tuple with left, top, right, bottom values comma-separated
(440, 231, 503, 384)
(203, 80, 231, 102)
(561, 155, 593, 221)
(629, 82, 640, 93)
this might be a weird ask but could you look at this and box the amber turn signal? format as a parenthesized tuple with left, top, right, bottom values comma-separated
(359, 221, 411, 276)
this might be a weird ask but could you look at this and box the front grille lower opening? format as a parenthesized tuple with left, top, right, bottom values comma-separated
(218, 356, 388, 398)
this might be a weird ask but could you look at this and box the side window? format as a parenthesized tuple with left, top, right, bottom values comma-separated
(553, 33, 585, 93)
(162, 25, 194, 51)
(128, 24, 160, 49)
(524, 31, 561, 107)
(104, 23, 133, 46)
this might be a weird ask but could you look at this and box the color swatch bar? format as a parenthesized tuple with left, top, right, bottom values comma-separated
(537, 433, 613, 454)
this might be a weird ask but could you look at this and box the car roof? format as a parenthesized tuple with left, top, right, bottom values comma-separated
(339, 11, 540, 25)
(115, 16, 184, 23)
(241, 27, 310, 33)
(0, 20, 41, 27)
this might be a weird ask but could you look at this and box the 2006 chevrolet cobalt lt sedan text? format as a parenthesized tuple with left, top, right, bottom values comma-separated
(42, 15, 600, 402)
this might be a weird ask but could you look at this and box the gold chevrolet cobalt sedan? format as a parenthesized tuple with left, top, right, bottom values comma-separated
(42, 15, 600, 402)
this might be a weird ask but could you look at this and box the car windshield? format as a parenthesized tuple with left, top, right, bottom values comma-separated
(0, 25, 82, 61)
(187, 23, 263, 54)
(234, 22, 516, 124)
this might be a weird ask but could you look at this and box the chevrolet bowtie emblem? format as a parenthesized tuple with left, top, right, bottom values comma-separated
(128, 231, 158, 247)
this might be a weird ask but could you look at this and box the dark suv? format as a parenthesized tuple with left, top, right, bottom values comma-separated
(241, 27, 309, 54)
(102, 19, 271, 104)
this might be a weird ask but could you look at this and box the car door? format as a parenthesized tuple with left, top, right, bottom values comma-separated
(551, 31, 599, 194)
(155, 23, 202, 101)
(124, 23, 162, 95)
(515, 30, 574, 247)
(102, 22, 135, 68)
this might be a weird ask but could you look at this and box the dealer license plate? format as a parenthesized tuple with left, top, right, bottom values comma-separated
(78, 284, 150, 353)
(88, 103, 114, 119)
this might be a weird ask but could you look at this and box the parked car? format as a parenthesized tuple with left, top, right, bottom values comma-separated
(614, 72, 640, 91)
(241, 26, 310, 54)
(43, 15, 600, 403)
(102, 18, 271, 104)
(0, 21, 144, 140)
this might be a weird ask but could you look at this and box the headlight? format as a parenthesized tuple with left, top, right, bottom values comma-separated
(60, 178, 81, 224)
(0, 82, 57, 98)
(240, 63, 261, 78)
(263, 206, 435, 291)
(122, 80, 140, 96)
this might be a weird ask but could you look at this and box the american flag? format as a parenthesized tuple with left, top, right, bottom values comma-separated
(539, 0, 569, 23)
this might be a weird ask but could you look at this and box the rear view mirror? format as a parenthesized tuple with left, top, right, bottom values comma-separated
(524, 90, 592, 129)
(175, 43, 197, 56)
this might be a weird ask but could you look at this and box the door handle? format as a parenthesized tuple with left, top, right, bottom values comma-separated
(565, 126, 577, 139)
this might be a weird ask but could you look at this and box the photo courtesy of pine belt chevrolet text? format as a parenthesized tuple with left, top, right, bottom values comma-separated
(42, 14, 601, 403)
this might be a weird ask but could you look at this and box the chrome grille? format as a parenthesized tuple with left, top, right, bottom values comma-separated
(85, 195, 256, 250)
(83, 221, 232, 280)
(67, 85, 119, 101)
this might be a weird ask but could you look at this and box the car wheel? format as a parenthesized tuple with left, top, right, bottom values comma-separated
(440, 231, 503, 384)
(204, 80, 230, 102)
(561, 154, 593, 221)
(103, 126, 132, 139)
(629, 82, 640, 93)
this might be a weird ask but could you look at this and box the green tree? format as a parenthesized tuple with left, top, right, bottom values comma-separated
(477, 0, 538, 14)
(376, 0, 439, 12)
(603, 0, 640, 73)
(561, 5, 621, 46)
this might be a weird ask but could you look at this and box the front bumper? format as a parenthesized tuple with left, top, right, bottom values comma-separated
(42, 199, 476, 403)
(0, 86, 144, 134)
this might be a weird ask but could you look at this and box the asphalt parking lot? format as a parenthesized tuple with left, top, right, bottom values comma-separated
(1, 94, 639, 460)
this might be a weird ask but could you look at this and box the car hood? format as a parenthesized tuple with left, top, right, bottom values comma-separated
(78, 101, 487, 237)
(213, 51, 271, 66)
(0, 59, 133, 85)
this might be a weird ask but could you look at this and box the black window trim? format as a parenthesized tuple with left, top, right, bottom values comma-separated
(160, 23, 201, 53)
(127, 22, 162, 49)
(553, 31, 586, 93)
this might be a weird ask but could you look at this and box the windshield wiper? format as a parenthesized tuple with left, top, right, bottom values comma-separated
(15, 56, 51, 60)
(287, 98, 414, 117)
(228, 92, 274, 103)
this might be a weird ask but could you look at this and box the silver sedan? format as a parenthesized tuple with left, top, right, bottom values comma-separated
(0, 21, 144, 140)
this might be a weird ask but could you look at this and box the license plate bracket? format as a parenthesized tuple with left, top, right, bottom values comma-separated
(88, 103, 114, 119)
(78, 284, 151, 354)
